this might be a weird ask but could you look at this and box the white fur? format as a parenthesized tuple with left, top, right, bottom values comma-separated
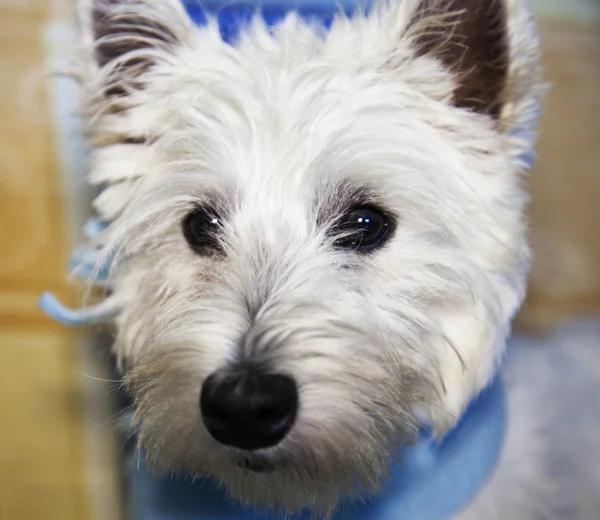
(70, 0, 599, 518)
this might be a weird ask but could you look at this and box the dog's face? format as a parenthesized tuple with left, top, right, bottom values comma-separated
(79, 0, 540, 513)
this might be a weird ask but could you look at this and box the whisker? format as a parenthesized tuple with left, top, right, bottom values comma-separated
(79, 372, 124, 384)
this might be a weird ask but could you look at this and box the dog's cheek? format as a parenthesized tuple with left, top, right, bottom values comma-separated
(109, 243, 218, 365)
(126, 348, 220, 472)
(292, 340, 418, 434)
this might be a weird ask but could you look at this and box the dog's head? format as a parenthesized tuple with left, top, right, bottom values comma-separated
(78, 0, 541, 514)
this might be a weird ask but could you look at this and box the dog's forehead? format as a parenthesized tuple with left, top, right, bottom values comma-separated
(146, 45, 446, 203)
(115, 21, 503, 229)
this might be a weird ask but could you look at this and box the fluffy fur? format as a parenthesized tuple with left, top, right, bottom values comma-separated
(72, 0, 599, 517)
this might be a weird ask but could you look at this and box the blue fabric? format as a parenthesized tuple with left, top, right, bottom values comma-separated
(127, 377, 505, 520)
(181, 0, 371, 43)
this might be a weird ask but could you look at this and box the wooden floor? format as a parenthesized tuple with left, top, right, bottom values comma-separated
(0, 328, 88, 520)
(0, 4, 115, 520)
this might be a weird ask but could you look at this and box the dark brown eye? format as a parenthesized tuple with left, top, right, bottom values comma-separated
(334, 206, 392, 252)
(182, 207, 223, 255)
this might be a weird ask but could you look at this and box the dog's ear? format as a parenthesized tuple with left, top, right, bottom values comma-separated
(77, 0, 192, 98)
(407, 0, 509, 119)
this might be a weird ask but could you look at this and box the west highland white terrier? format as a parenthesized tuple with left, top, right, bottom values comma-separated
(61, 0, 600, 518)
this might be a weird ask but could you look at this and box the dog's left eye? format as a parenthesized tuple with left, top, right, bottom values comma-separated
(334, 206, 392, 252)
(182, 207, 223, 255)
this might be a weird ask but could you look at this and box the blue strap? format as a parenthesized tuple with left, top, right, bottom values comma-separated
(37, 291, 119, 326)
(38, 218, 116, 326)
(127, 377, 505, 520)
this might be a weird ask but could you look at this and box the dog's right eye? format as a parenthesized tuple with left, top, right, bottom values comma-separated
(182, 208, 223, 255)
(333, 205, 393, 253)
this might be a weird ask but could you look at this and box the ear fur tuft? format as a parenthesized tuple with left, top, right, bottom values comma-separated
(410, 0, 509, 118)
(80, 0, 190, 98)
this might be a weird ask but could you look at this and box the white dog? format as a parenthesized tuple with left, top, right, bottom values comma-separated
(63, 0, 600, 518)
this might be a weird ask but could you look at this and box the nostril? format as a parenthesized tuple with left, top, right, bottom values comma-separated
(200, 369, 298, 451)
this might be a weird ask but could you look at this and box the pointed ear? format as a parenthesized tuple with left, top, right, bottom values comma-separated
(77, 0, 192, 97)
(409, 0, 509, 118)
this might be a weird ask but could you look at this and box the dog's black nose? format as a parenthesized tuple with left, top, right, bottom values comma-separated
(200, 368, 298, 451)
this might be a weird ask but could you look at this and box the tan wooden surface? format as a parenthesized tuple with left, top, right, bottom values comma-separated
(0, 328, 88, 520)
(0, 5, 74, 328)
(0, 3, 90, 520)
(517, 18, 600, 330)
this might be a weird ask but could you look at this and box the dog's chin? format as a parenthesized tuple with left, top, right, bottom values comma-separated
(234, 453, 279, 474)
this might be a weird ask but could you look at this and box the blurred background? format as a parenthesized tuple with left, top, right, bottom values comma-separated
(0, 1, 598, 519)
